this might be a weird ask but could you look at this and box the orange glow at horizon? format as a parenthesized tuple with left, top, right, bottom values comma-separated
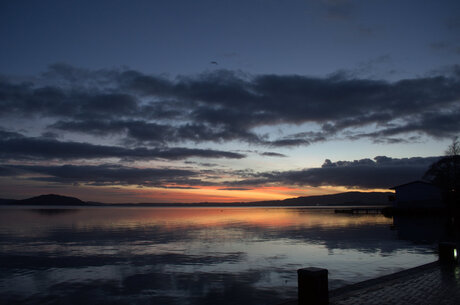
(80, 183, 393, 204)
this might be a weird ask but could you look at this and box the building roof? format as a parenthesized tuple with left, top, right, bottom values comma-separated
(389, 180, 436, 190)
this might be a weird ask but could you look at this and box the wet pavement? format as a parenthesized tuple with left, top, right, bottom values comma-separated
(330, 262, 460, 305)
(280, 261, 460, 305)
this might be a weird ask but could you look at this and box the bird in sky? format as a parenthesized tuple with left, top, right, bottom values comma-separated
(210, 61, 218, 65)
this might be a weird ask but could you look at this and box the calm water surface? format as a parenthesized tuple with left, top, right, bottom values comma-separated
(0, 207, 442, 304)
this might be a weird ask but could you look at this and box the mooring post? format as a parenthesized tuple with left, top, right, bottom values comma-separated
(297, 267, 328, 305)
(439, 242, 458, 264)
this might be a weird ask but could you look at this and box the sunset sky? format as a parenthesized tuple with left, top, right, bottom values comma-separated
(1, 0, 460, 203)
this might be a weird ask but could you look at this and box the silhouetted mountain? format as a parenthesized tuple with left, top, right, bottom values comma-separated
(276, 191, 392, 206)
(15, 194, 89, 206)
(0, 198, 17, 205)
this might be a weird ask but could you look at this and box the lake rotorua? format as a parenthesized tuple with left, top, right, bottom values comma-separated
(0, 206, 444, 305)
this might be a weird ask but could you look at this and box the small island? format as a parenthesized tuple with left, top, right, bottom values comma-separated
(2, 194, 90, 206)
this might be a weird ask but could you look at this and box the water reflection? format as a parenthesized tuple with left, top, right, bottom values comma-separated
(30, 208, 80, 216)
(392, 214, 460, 245)
(0, 207, 440, 304)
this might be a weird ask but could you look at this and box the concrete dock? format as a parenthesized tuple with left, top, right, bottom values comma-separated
(280, 261, 460, 305)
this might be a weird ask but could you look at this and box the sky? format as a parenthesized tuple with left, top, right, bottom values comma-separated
(1, 0, 460, 203)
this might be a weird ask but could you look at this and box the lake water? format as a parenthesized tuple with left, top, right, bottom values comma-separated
(0, 206, 444, 305)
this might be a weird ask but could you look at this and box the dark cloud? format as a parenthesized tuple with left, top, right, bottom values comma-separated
(217, 187, 253, 191)
(40, 131, 60, 139)
(266, 130, 329, 147)
(259, 152, 287, 157)
(154, 185, 200, 190)
(7, 164, 199, 187)
(0, 131, 245, 161)
(0, 155, 441, 190)
(231, 156, 441, 189)
(266, 138, 311, 147)
(51, 119, 262, 145)
(353, 109, 460, 142)
(2, 64, 460, 148)
(0, 79, 139, 120)
(184, 161, 220, 167)
(152, 147, 244, 160)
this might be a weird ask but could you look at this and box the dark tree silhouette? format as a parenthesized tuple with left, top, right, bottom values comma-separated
(423, 138, 460, 206)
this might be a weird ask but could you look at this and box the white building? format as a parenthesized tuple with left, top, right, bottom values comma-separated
(390, 181, 443, 208)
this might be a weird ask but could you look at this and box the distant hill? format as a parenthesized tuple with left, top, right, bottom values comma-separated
(0, 191, 393, 207)
(13, 194, 89, 206)
(0, 198, 17, 205)
(276, 191, 392, 206)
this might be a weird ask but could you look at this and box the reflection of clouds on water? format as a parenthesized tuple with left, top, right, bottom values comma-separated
(237, 222, 405, 254)
(0, 252, 246, 270)
(0, 217, 413, 255)
(0, 207, 441, 304)
(2, 267, 293, 305)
